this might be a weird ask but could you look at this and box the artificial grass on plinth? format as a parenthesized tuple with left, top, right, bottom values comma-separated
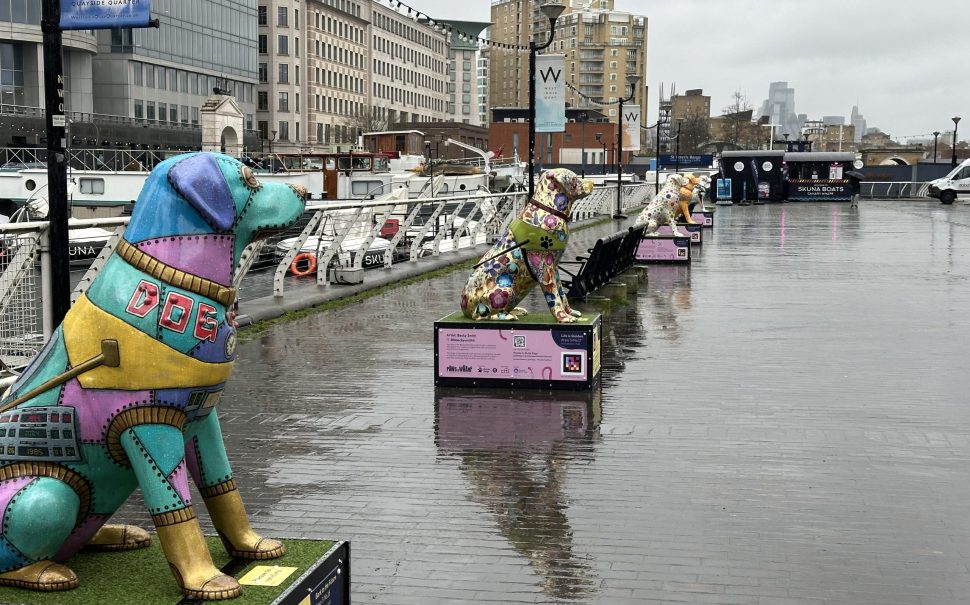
(436, 310, 597, 325)
(0, 537, 334, 605)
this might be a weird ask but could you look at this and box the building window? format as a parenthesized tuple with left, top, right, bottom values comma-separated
(277, 6, 287, 27)
(278, 35, 288, 55)
(132, 62, 142, 86)
(110, 28, 133, 53)
(146, 101, 156, 123)
(278, 63, 288, 83)
(191, 107, 199, 125)
(158, 102, 167, 124)
(258, 120, 268, 140)
(258, 63, 267, 83)
(133, 99, 144, 119)
(257, 91, 268, 111)
(158, 68, 166, 90)
(278, 92, 289, 112)
(258, 35, 267, 54)
(170, 105, 177, 123)
(257, 5, 267, 25)
(278, 121, 289, 140)
(181, 105, 189, 124)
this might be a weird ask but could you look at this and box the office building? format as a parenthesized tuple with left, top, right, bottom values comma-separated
(441, 21, 490, 126)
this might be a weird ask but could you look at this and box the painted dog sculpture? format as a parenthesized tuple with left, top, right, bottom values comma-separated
(460, 168, 593, 323)
(635, 174, 693, 237)
(0, 153, 306, 599)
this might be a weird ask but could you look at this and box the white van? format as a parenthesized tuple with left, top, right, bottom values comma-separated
(928, 159, 970, 204)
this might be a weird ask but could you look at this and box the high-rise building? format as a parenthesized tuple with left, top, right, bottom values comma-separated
(302, 0, 369, 152)
(850, 105, 867, 143)
(441, 21, 490, 126)
(757, 81, 802, 141)
(477, 48, 490, 128)
(488, 0, 647, 130)
(93, 0, 258, 137)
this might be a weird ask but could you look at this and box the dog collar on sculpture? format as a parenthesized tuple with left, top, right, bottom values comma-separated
(529, 200, 570, 221)
(116, 239, 237, 307)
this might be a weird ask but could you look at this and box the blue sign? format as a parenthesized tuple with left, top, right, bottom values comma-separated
(659, 154, 714, 168)
(60, 0, 152, 30)
(716, 178, 732, 200)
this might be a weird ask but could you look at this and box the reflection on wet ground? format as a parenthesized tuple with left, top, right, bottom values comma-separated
(116, 200, 970, 603)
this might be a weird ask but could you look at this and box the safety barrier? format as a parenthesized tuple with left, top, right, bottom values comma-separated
(860, 182, 930, 199)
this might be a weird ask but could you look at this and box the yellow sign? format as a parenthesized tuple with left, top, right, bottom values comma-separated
(239, 565, 299, 587)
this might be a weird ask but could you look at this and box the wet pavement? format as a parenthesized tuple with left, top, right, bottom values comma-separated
(123, 200, 970, 603)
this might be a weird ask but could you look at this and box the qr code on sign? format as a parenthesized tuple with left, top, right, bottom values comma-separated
(677, 249, 687, 257)
(513, 335, 526, 348)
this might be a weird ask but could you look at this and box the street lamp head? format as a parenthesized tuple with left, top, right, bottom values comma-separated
(954, 116, 962, 126)
(934, 131, 941, 136)
(626, 74, 641, 87)
(539, 3, 566, 23)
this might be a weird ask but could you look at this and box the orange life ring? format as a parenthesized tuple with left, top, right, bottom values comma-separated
(290, 252, 317, 276)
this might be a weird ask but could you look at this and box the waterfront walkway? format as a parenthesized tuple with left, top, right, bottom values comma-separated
(125, 200, 970, 604)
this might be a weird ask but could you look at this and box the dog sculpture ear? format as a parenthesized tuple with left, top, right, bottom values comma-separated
(168, 154, 236, 231)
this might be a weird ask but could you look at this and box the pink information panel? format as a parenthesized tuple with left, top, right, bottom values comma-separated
(657, 223, 703, 244)
(434, 313, 602, 390)
(635, 236, 690, 263)
(691, 211, 714, 228)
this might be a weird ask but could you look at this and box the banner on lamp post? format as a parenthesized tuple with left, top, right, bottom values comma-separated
(535, 54, 566, 133)
(622, 106, 641, 152)
(60, 0, 153, 30)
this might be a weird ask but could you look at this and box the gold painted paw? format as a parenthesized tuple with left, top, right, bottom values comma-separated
(82, 523, 152, 552)
(219, 531, 287, 560)
(0, 560, 79, 592)
(171, 566, 241, 601)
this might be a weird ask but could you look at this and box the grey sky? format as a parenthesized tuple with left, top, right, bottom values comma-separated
(409, 0, 968, 141)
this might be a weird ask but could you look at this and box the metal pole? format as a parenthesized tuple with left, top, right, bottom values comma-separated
(675, 121, 682, 174)
(42, 0, 71, 326)
(528, 42, 537, 201)
(933, 131, 940, 163)
(580, 114, 586, 177)
(655, 120, 661, 194)
(615, 97, 624, 218)
(952, 117, 961, 167)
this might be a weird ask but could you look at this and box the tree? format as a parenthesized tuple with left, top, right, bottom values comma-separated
(678, 106, 710, 154)
(341, 106, 388, 137)
(716, 89, 764, 149)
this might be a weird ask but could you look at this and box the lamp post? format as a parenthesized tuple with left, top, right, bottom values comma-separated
(654, 120, 662, 194)
(952, 116, 961, 167)
(674, 118, 684, 174)
(528, 2, 565, 202)
(933, 131, 940, 163)
(269, 129, 277, 157)
(595, 132, 605, 174)
(783, 132, 789, 151)
(425, 139, 434, 198)
(578, 111, 588, 177)
(614, 73, 641, 218)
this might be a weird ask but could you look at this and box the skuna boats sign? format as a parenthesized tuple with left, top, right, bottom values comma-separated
(60, 0, 152, 30)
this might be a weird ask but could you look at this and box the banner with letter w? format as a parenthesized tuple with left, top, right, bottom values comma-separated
(622, 107, 641, 152)
(60, 0, 152, 30)
(535, 54, 566, 133)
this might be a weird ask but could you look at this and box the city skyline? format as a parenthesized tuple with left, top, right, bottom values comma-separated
(412, 0, 968, 140)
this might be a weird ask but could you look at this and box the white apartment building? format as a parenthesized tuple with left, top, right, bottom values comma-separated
(305, 0, 369, 151)
(369, 1, 449, 126)
(477, 49, 490, 127)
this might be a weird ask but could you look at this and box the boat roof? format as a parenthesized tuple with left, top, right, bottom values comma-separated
(720, 150, 786, 158)
(783, 152, 857, 162)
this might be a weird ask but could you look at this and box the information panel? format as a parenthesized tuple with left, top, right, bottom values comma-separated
(434, 313, 601, 390)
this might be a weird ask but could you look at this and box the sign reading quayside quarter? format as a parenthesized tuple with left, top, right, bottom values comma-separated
(435, 169, 602, 390)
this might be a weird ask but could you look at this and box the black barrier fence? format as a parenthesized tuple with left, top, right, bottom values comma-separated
(561, 225, 645, 300)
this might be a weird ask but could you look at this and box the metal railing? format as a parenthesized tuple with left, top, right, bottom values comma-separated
(860, 182, 930, 199)
(0, 182, 655, 369)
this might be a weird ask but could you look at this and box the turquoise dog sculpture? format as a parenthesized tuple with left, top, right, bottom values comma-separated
(0, 153, 305, 599)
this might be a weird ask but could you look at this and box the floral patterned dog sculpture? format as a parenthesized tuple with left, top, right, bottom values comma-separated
(460, 168, 593, 323)
(0, 153, 305, 600)
(635, 173, 692, 237)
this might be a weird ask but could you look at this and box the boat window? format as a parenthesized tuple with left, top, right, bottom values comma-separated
(337, 157, 351, 170)
(79, 178, 105, 195)
(325, 158, 336, 170)
(373, 157, 389, 172)
(351, 181, 384, 196)
(439, 183, 449, 193)
(352, 157, 370, 170)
